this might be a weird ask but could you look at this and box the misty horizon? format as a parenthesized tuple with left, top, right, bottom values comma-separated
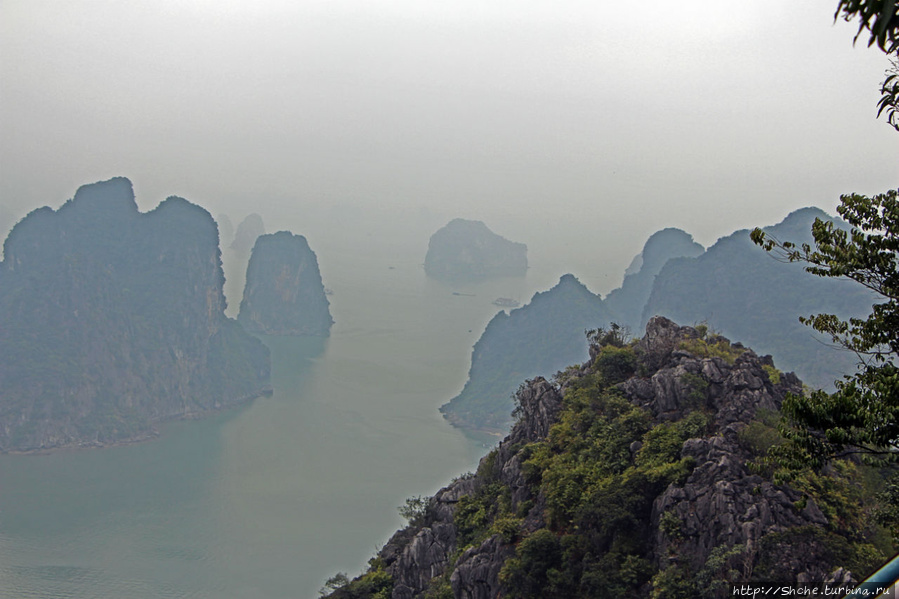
(2, 1, 898, 296)
(2, 2, 898, 596)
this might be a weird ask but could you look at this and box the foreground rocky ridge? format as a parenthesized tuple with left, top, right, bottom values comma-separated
(0, 178, 271, 452)
(324, 318, 888, 598)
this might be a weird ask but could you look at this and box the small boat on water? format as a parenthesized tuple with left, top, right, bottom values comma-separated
(492, 297, 520, 308)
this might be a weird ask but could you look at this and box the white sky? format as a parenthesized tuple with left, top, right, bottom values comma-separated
(1, 0, 897, 288)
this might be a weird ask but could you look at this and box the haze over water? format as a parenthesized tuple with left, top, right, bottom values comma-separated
(2, 1, 898, 596)
(0, 215, 572, 599)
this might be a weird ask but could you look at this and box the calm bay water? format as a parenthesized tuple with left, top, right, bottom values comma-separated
(0, 224, 569, 599)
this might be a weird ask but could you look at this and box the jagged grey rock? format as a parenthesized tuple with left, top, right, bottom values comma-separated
(324, 316, 863, 598)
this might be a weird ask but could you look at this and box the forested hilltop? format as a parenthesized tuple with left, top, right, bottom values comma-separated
(0, 178, 271, 452)
(322, 318, 894, 598)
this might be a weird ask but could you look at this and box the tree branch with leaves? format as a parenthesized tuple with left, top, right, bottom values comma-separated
(751, 190, 899, 472)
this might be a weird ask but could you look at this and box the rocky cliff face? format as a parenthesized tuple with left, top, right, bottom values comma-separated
(603, 227, 704, 330)
(437, 227, 700, 435)
(237, 231, 333, 336)
(0, 177, 271, 452)
(324, 317, 885, 598)
(424, 219, 527, 281)
(444, 210, 874, 439)
(643, 208, 871, 390)
(440, 274, 612, 432)
(216, 212, 235, 248)
(230, 212, 265, 254)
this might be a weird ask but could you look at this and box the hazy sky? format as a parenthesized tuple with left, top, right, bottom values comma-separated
(2, 0, 897, 290)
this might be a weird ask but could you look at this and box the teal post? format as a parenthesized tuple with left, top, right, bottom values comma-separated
(844, 553, 899, 598)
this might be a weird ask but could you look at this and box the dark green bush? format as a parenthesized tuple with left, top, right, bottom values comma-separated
(595, 345, 638, 385)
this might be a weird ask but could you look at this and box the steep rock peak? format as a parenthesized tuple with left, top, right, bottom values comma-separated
(530, 273, 596, 305)
(231, 213, 266, 253)
(507, 377, 562, 446)
(603, 230, 704, 332)
(759, 207, 838, 247)
(639, 228, 705, 275)
(445, 218, 493, 233)
(61, 176, 138, 217)
(635, 315, 687, 369)
(148, 196, 220, 239)
(237, 230, 333, 336)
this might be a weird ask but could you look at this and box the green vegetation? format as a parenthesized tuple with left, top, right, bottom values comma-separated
(748, 3, 899, 535)
(594, 344, 638, 385)
(498, 349, 711, 597)
(678, 336, 744, 365)
(741, 408, 893, 564)
(835, 0, 899, 54)
(835, 0, 899, 130)
(421, 577, 454, 599)
(491, 330, 890, 597)
(319, 560, 392, 599)
(762, 364, 782, 385)
(398, 496, 429, 526)
(454, 481, 508, 549)
(320, 573, 350, 596)
(738, 408, 783, 458)
(754, 526, 882, 582)
(752, 190, 899, 468)
(453, 450, 517, 550)
(752, 191, 899, 536)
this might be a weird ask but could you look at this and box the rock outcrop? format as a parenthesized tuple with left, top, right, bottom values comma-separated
(643, 208, 872, 389)
(237, 231, 333, 336)
(324, 317, 880, 598)
(0, 178, 271, 452)
(216, 212, 234, 248)
(444, 210, 873, 438)
(440, 274, 612, 432)
(230, 212, 265, 254)
(424, 219, 527, 281)
(603, 227, 704, 330)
